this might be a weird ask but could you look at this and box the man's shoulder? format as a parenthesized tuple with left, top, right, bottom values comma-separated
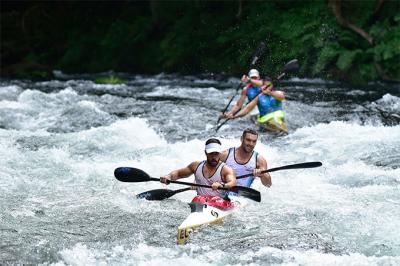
(220, 148, 232, 156)
(255, 152, 267, 163)
(221, 162, 234, 173)
(189, 160, 202, 169)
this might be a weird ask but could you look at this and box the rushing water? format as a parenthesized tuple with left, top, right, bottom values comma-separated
(0, 73, 399, 265)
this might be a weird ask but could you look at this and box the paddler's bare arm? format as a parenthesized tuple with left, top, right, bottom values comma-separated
(160, 161, 199, 184)
(249, 78, 263, 87)
(242, 75, 263, 87)
(254, 155, 272, 187)
(211, 165, 236, 190)
(263, 86, 285, 101)
(232, 95, 259, 118)
(221, 90, 247, 119)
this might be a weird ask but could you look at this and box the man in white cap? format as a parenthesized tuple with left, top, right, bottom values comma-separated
(220, 68, 264, 119)
(160, 138, 236, 198)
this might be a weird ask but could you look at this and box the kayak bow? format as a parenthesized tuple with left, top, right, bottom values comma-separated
(177, 195, 247, 244)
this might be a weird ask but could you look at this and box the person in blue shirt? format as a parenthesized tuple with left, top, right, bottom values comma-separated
(220, 69, 263, 119)
(232, 80, 288, 133)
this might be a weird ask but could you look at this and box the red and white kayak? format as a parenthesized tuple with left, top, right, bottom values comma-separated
(177, 194, 248, 244)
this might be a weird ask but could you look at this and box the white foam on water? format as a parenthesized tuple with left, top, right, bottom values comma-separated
(281, 121, 399, 163)
(52, 243, 211, 266)
(144, 86, 221, 102)
(288, 77, 335, 84)
(249, 121, 400, 257)
(0, 87, 119, 131)
(91, 83, 128, 89)
(0, 84, 23, 99)
(51, 242, 400, 266)
(0, 99, 29, 109)
(373, 93, 400, 113)
(238, 247, 400, 266)
(2, 79, 399, 265)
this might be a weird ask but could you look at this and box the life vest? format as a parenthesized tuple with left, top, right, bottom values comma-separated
(194, 161, 226, 198)
(257, 94, 283, 116)
(244, 84, 261, 102)
(224, 147, 258, 187)
(256, 94, 285, 125)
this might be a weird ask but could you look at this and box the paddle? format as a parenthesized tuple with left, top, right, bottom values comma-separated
(215, 59, 299, 132)
(115, 167, 261, 202)
(124, 161, 321, 201)
(273, 59, 299, 81)
(136, 187, 192, 200)
(216, 41, 267, 125)
(236, 161, 322, 179)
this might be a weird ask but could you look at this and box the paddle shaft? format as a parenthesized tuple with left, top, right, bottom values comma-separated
(148, 177, 234, 191)
(236, 161, 322, 179)
(171, 187, 193, 193)
(143, 174, 261, 202)
(116, 167, 258, 201)
(217, 41, 266, 124)
(220, 82, 243, 115)
(119, 162, 322, 200)
(143, 161, 321, 185)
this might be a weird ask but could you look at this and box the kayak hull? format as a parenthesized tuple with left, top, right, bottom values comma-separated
(177, 195, 247, 245)
(250, 114, 288, 134)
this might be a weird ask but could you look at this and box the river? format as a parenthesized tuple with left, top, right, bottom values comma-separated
(0, 73, 399, 265)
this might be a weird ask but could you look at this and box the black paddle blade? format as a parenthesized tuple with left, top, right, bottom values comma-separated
(284, 59, 299, 73)
(136, 188, 192, 201)
(231, 186, 261, 202)
(250, 41, 267, 66)
(114, 167, 150, 182)
(137, 189, 175, 200)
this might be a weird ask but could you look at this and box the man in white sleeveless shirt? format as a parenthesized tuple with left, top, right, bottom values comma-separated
(160, 138, 236, 198)
(220, 128, 271, 187)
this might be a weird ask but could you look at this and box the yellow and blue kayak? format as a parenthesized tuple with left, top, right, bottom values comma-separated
(250, 112, 288, 134)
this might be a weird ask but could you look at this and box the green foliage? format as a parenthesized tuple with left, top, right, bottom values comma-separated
(336, 49, 362, 70)
(369, 17, 400, 79)
(314, 43, 340, 75)
(2, 0, 399, 83)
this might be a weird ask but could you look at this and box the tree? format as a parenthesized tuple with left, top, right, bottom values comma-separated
(328, 0, 399, 82)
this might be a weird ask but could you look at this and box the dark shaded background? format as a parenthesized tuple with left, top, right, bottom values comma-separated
(1, 0, 399, 83)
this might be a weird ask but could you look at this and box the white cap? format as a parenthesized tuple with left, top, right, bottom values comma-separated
(248, 69, 260, 78)
(205, 142, 222, 154)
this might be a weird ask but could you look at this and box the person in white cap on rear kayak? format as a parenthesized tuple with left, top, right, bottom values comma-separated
(232, 80, 287, 133)
(160, 138, 236, 198)
(220, 69, 265, 119)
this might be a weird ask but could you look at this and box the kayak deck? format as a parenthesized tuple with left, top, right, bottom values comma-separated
(177, 195, 247, 245)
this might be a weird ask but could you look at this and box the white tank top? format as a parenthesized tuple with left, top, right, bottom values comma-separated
(194, 161, 225, 198)
(224, 147, 257, 187)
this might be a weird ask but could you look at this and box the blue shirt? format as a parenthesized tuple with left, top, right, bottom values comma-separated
(258, 94, 283, 117)
(245, 85, 261, 102)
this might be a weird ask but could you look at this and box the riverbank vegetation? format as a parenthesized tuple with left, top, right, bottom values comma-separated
(1, 0, 399, 83)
